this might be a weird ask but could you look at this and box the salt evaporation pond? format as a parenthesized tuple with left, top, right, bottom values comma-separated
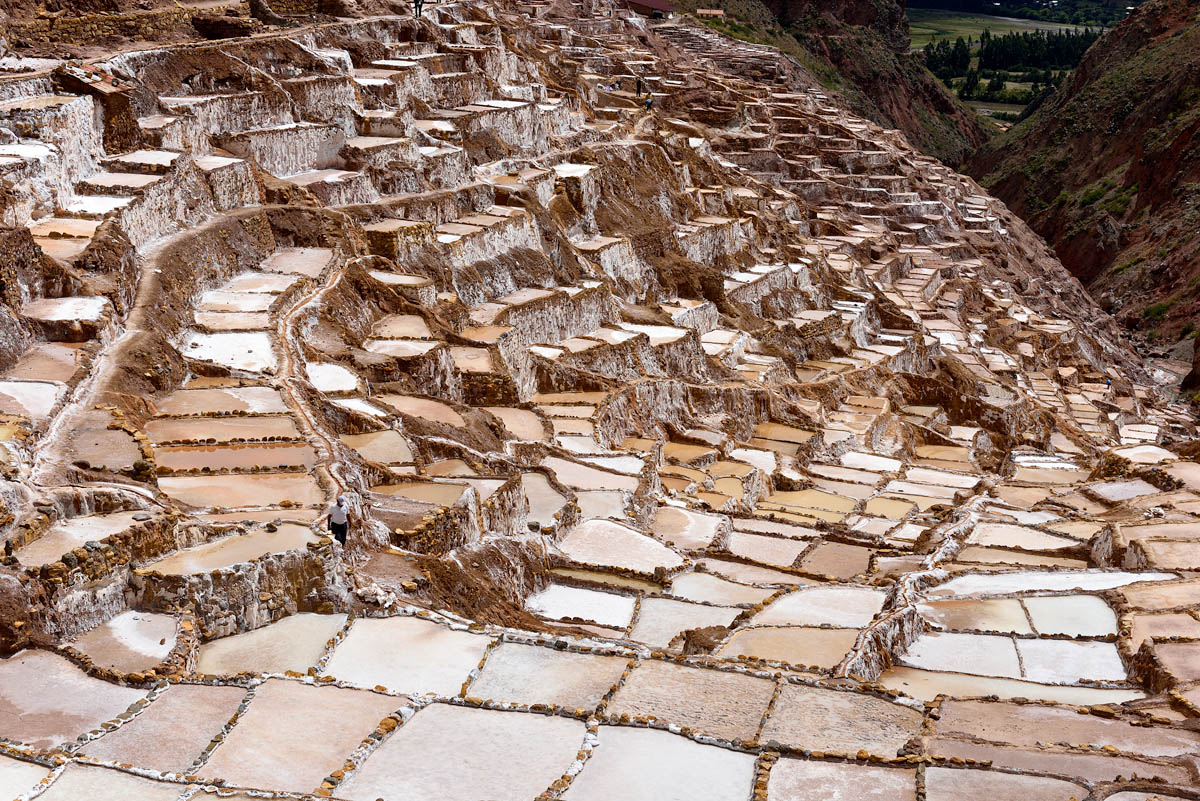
(469, 641, 629, 709)
(340, 704, 584, 801)
(157, 472, 324, 508)
(140, 524, 320, 574)
(196, 613, 348, 675)
(145, 414, 300, 443)
(69, 610, 177, 672)
(17, 510, 146, 567)
(526, 583, 635, 628)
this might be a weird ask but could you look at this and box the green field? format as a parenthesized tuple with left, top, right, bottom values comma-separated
(908, 9, 1086, 50)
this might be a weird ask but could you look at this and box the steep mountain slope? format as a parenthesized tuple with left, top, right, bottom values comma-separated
(676, 0, 989, 163)
(966, 0, 1200, 356)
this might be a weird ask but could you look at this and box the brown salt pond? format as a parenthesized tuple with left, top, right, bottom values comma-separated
(157, 472, 324, 509)
(153, 441, 317, 471)
(145, 415, 300, 443)
(760, 684, 923, 757)
(81, 683, 249, 772)
(69, 610, 177, 673)
(2, 342, 85, 382)
(321, 616, 493, 696)
(468, 642, 629, 710)
(139, 524, 321, 575)
(16, 511, 146, 568)
(768, 760, 915, 801)
(341, 704, 585, 801)
(199, 679, 397, 794)
(371, 480, 468, 506)
(923, 767, 1083, 801)
(0, 650, 149, 750)
(562, 726, 755, 801)
(195, 613, 348, 675)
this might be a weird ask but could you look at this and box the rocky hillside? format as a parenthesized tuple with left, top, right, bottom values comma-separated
(677, 0, 988, 164)
(966, 0, 1200, 359)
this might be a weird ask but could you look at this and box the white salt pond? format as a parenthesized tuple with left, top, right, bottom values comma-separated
(562, 726, 755, 801)
(321, 615, 493, 695)
(543, 456, 639, 491)
(196, 613, 348, 675)
(751, 585, 885, 627)
(627, 597, 739, 647)
(34, 763, 183, 801)
(307, 361, 360, 392)
(341, 704, 585, 801)
(669, 571, 773, 606)
(0, 379, 65, 419)
(16, 511, 145, 567)
(522, 472, 567, 527)
(1022, 594, 1116, 636)
(651, 505, 724, 549)
(140, 524, 321, 574)
(527, 583, 635, 628)
(181, 331, 276, 373)
(927, 570, 1176, 597)
(260, 247, 334, 276)
(0, 753, 51, 799)
(0, 650, 148, 750)
(557, 518, 684, 573)
(469, 642, 629, 709)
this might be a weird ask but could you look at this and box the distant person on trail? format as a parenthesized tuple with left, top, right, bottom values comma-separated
(636, 77, 644, 96)
(644, 94, 653, 112)
(413, 0, 423, 18)
(322, 495, 350, 545)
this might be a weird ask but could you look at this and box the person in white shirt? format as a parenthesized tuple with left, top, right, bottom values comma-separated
(320, 495, 350, 544)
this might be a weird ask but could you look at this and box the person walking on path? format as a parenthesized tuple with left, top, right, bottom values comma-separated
(413, 0, 423, 18)
(636, 77, 644, 97)
(644, 94, 653, 113)
(321, 495, 350, 545)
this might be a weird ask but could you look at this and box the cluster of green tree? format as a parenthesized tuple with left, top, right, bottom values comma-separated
(909, 1, 1144, 26)
(977, 28, 1101, 70)
(955, 67, 1063, 103)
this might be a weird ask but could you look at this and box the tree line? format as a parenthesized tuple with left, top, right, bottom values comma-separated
(923, 27, 1101, 78)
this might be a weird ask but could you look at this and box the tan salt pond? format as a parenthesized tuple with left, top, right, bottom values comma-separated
(698, 557, 815, 586)
(69, 611, 177, 673)
(156, 386, 287, 415)
(651, 506, 724, 549)
(341, 704, 585, 801)
(16, 510, 146, 567)
(558, 518, 684, 573)
(153, 441, 316, 471)
(371, 314, 432, 338)
(260, 247, 334, 276)
(717, 626, 859, 668)
(321, 615, 493, 696)
(760, 684, 924, 758)
(727, 531, 808, 568)
(377, 395, 465, 427)
(919, 599, 1033, 634)
(145, 414, 299, 443)
(140, 524, 320, 574)
(372, 480, 468, 506)
(158, 472, 324, 509)
(575, 490, 628, 520)
(2, 342, 84, 382)
(543, 456, 639, 491)
(928, 570, 1176, 597)
(879, 666, 1144, 704)
(340, 429, 413, 464)
(769, 759, 915, 801)
(195, 613, 346, 675)
(967, 522, 1078, 551)
(485, 406, 547, 440)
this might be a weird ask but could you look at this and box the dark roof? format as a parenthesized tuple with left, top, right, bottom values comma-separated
(626, 0, 674, 12)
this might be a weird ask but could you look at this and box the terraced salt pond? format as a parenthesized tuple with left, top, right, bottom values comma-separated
(196, 613, 347, 675)
(16, 511, 147, 567)
(157, 472, 324, 508)
(139, 524, 321, 574)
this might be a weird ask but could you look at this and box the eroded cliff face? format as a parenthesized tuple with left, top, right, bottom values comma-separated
(771, 0, 987, 165)
(967, 0, 1200, 364)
